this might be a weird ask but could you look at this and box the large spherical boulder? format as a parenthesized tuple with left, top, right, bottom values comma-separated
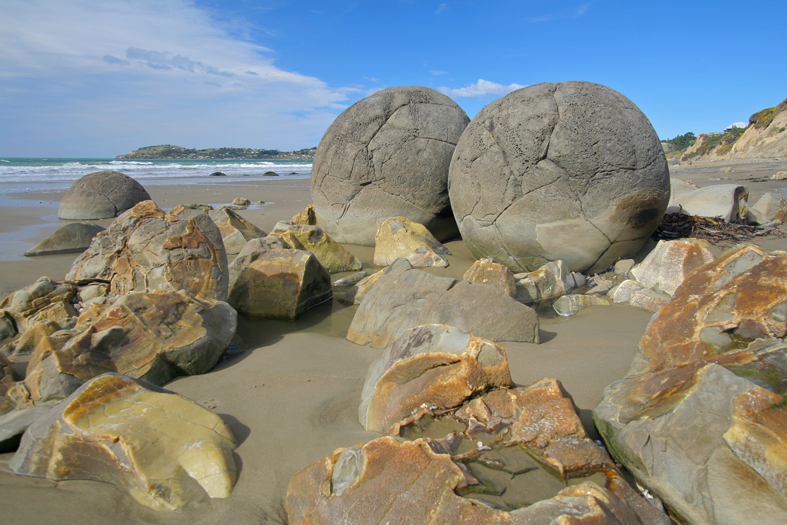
(311, 86, 470, 245)
(448, 81, 670, 274)
(58, 170, 151, 219)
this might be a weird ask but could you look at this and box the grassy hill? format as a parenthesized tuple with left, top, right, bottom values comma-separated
(116, 145, 316, 160)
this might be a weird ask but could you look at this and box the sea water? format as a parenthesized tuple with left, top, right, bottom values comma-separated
(0, 158, 312, 194)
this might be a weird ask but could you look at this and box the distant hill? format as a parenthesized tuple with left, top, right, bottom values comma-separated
(662, 98, 787, 161)
(116, 145, 316, 160)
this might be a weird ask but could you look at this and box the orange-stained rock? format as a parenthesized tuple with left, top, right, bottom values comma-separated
(269, 221, 362, 274)
(338, 270, 383, 305)
(20, 290, 235, 407)
(286, 437, 516, 525)
(630, 239, 715, 296)
(291, 204, 317, 225)
(0, 277, 76, 334)
(373, 216, 451, 268)
(463, 258, 516, 297)
(66, 201, 229, 302)
(594, 244, 787, 525)
(10, 374, 238, 511)
(207, 206, 265, 254)
(359, 324, 513, 433)
(1, 320, 61, 358)
(228, 249, 332, 320)
(513, 260, 578, 303)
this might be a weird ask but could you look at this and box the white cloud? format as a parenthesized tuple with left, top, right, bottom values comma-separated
(435, 3, 448, 15)
(439, 79, 526, 98)
(0, 0, 355, 154)
(429, 70, 449, 76)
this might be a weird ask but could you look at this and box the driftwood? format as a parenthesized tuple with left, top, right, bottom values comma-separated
(652, 212, 786, 245)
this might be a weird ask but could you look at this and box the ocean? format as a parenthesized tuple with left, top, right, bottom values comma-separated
(0, 158, 313, 194)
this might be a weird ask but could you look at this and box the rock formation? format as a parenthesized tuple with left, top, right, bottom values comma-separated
(58, 171, 151, 220)
(24, 223, 105, 257)
(373, 216, 451, 268)
(311, 86, 469, 245)
(204, 206, 265, 255)
(448, 81, 670, 273)
(269, 221, 362, 273)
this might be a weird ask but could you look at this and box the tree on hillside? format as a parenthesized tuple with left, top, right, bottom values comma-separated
(662, 132, 696, 150)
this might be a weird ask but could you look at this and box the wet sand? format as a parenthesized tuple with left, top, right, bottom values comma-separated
(0, 162, 786, 523)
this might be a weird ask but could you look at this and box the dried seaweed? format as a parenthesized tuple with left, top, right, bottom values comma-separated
(652, 212, 786, 245)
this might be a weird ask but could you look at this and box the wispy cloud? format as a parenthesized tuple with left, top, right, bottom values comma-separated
(429, 70, 448, 76)
(439, 79, 526, 98)
(527, 3, 591, 23)
(0, 0, 357, 155)
(435, 3, 448, 15)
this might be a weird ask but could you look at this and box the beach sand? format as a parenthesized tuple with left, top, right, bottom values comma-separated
(1, 161, 786, 523)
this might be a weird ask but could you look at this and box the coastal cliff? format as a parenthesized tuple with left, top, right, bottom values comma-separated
(116, 145, 316, 160)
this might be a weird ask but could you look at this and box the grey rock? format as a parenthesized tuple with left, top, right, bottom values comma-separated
(24, 223, 105, 257)
(346, 258, 539, 347)
(667, 179, 749, 222)
(228, 236, 291, 289)
(311, 86, 469, 245)
(58, 171, 151, 219)
(448, 81, 670, 274)
(553, 294, 610, 316)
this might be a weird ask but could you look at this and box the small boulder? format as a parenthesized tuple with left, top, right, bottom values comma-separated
(231, 197, 250, 208)
(66, 201, 229, 302)
(513, 260, 578, 303)
(209, 171, 226, 177)
(667, 179, 749, 222)
(227, 236, 291, 289)
(553, 294, 610, 317)
(629, 239, 715, 296)
(24, 223, 105, 257)
(10, 373, 238, 511)
(373, 216, 451, 268)
(463, 258, 517, 297)
(269, 221, 362, 274)
(291, 204, 317, 225)
(627, 287, 671, 312)
(0, 277, 76, 335)
(339, 270, 384, 305)
(359, 324, 513, 433)
(205, 206, 265, 255)
(748, 192, 787, 225)
(228, 249, 332, 320)
(58, 171, 151, 220)
(347, 259, 539, 347)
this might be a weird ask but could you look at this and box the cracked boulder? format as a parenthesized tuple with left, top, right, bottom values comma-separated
(0, 276, 77, 339)
(269, 221, 362, 273)
(66, 201, 229, 302)
(667, 179, 749, 223)
(629, 239, 715, 296)
(347, 258, 539, 347)
(311, 86, 469, 245)
(594, 244, 787, 524)
(373, 216, 451, 268)
(463, 258, 517, 298)
(359, 324, 513, 433)
(58, 171, 152, 220)
(448, 81, 670, 274)
(10, 373, 238, 511)
(228, 248, 332, 320)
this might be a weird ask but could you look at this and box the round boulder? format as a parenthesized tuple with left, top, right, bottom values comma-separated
(58, 170, 151, 220)
(448, 81, 670, 274)
(311, 86, 470, 245)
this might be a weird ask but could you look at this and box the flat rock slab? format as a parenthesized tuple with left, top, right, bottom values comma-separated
(24, 223, 105, 257)
(58, 171, 151, 220)
(269, 221, 362, 273)
(10, 373, 238, 511)
(346, 259, 540, 347)
(311, 86, 469, 245)
(629, 239, 715, 296)
(373, 216, 451, 268)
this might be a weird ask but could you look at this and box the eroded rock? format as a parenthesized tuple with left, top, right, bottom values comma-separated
(373, 216, 451, 268)
(359, 324, 513, 433)
(667, 179, 749, 222)
(463, 258, 516, 297)
(513, 260, 579, 303)
(228, 248, 332, 320)
(24, 223, 105, 257)
(269, 221, 362, 274)
(58, 171, 151, 220)
(630, 239, 715, 296)
(10, 373, 238, 511)
(594, 244, 787, 524)
(204, 206, 265, 255)
(66, 201, 229, 302)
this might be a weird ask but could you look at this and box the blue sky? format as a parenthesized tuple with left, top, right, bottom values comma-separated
(1, 0, 785, 157)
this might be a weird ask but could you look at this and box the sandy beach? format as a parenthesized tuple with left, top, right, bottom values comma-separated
(1, 161, 786, 524)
